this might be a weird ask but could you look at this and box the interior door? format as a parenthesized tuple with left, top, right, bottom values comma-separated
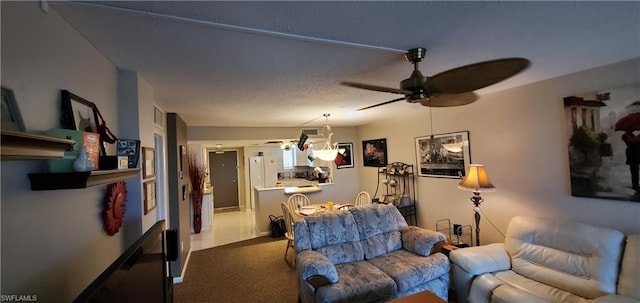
(210, 151, 239, 209)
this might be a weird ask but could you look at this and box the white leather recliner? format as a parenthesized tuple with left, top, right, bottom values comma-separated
(449, 216, 639, 303)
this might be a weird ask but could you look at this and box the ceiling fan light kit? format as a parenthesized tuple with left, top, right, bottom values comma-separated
(342, 47, 530, 110)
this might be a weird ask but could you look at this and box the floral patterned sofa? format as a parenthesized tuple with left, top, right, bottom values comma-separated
(293, 203, 450, 303)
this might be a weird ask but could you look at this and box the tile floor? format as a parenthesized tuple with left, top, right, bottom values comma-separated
(190, 208, 262, 251)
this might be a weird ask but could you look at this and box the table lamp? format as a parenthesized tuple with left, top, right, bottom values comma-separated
(457, 164, 495, 246)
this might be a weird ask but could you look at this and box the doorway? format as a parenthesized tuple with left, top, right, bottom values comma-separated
(154, 134, 166, 221)
(209, 151, 240, 210)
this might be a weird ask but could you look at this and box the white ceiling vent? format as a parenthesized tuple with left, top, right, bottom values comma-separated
(302, 128, 321, 137)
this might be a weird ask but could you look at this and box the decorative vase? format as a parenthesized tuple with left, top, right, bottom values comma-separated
(193, 214, 202, 234)
(73, 146, 93, 172)
(192, 191, 203, 234)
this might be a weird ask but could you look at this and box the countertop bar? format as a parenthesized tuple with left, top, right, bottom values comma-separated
(253, 183, 337, 234)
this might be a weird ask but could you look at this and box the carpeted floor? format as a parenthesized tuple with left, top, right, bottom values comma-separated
(175, 236, 298, 303)
(175, 235, 457, 303)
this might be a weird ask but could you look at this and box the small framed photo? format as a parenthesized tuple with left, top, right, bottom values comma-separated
(1, 86, 26, 131)
(117, 139, 141, 168)
(362, 138, 388, 167)
(336, 142, 354, 169)
(415, 131, 471, 178)
(143, 180, 157, 215)
(143, 147, 155, 179)
(60, 90, 99, 133)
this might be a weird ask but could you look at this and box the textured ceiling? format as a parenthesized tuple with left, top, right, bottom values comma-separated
(51, 1, 640, 128)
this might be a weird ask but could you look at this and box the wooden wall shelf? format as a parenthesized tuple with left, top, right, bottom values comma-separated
(1, 130, 75, 160)
(28, 168, 140, 190)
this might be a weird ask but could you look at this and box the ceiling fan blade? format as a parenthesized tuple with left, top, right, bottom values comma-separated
(429, 58, 530, 94)
(341, 81, 411, 95)
(357, 97, 406, 111)
(420, 92, 478, 107)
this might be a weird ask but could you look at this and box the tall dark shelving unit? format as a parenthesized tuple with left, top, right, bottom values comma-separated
(377, 162, 417, 225)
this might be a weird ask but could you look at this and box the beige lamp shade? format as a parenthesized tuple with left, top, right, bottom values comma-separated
(458, 164, 496, 192)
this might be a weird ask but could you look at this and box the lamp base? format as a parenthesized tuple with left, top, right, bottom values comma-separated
(470, 192, 484, 246)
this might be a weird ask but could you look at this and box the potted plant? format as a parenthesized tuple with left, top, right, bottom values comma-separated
(187, 151, 207, 233)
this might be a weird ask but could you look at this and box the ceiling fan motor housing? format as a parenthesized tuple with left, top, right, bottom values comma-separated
(401, 48, 430, 102)
(401, 71, 429, 102)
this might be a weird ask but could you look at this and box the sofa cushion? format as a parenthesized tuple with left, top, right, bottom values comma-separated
(493, 270, 592, 303)
(491, 284, 556, 303)
(315, 260, 397, 303)
(350, 204, 408, 258)
(505, 216, 625, 298)
(367, 249, 449, 293)
(618, 234, 640, 300)
(303, 210, 364, 264)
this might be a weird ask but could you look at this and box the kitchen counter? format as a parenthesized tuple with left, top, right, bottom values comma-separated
(253, 183, 337, 235)
(203, 186, 213, 194)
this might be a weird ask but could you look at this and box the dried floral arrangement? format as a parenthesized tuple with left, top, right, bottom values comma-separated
(187, 152, 207, 193)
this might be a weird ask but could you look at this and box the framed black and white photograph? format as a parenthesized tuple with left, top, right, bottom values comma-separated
(336, 142, 354, 169)
(143, 180, 157, 215)
(415, 131, 470, 178)
(1, 86, 25, 131)
(362, 138, 388, 167)
(60, 90, 99, 133)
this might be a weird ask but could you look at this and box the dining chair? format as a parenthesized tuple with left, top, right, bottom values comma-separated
(286, 193, 310, 211)
(355, 191, 372, 206)
(280, 202, 296, 266)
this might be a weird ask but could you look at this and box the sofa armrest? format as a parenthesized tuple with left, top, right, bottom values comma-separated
(594, 294, 640, 303)
(296, 250, 339, 289)
(449, 243, 510, 275)
(401, 226, 447, 256)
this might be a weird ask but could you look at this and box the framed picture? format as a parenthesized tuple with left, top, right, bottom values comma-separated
(336, 142, 354, 169)
(143, 180, 157, 215)
(1, 86, 25, 131)
(60, 90, 99, 133)
(179, 145, 187, 179)
(415, 131, 470, 178)
(362, 138, 388, 167)
(153, 105, 163, 128)
(117, 139, 141, 168)
(563, 84, 640, 202)
(143, 147, 155, 179)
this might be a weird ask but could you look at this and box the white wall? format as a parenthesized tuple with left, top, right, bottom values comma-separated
(117, 70, 166, 234)
(358, 58, 640, 245)
(0, 2, 124, 301)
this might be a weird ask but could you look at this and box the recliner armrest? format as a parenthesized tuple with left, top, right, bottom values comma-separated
(296, 250, 339, 289)
(450, 243, 511, 275)
(401, 226, 447, 256)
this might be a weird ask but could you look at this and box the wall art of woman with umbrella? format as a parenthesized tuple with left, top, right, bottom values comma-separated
(616, 112, 640, 190)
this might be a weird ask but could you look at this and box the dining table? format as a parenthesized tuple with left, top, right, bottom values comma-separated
(293, 202, 354, 220)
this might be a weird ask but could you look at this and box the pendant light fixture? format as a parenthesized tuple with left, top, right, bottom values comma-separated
(313, 113, 344, 161)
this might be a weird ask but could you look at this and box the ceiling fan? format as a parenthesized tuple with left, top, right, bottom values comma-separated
(342, 47, 530, 110)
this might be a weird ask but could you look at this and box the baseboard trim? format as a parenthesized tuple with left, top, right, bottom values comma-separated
(172, 248, 192, 284)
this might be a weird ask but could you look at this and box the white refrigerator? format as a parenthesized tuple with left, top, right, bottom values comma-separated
(249, 156, 278, 208)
